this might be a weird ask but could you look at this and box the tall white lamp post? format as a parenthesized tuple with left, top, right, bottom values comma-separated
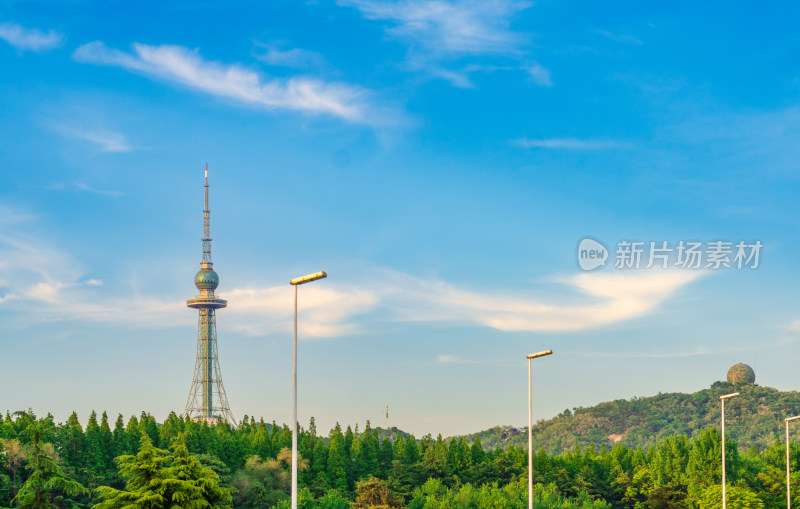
(290, 271, 327, 509)
(786, 415, 800, 509)
(527, 349, 553, 509)
(720, 392, 739, 509)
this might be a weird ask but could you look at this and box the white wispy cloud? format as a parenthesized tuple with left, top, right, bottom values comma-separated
(75, 183, 123, 196)
(340, 0, 529, 55)
(47, 182, 123, 197)
(74, 130, 133, 152)
(0, 231, 186, 326)
(0, 232, 84, 306)
(72, 41, 380, 124)
(513, 138, 632, 150)
(594, 29, 642, 45)
(53, 125, 134, 152)
(255, 44, 325, 69)
(221, 269, 700, 334)
(436, 354, 504, 364)
(0, 211, 700, 338)
(0, 293, 18, 304)
(0, 22, 63, 52)
(0, 256, 701, 337)
(373, 269, 701, 332)
(223, 285, 378, 338)
(576, 346, 714, 359)
(526, 63, 551, 87)
(0, 205, 36, 225)
(339, 0, 540, 87)
(428, 67, 474, 88)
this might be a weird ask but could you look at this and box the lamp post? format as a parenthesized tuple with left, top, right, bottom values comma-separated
(290, 271, 327, 509)
(527, 349, 553, 509)
(720, 392, 739, 509)
(786, 415, 800, 509)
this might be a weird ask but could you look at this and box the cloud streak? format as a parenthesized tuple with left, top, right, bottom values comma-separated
(340, 0, 529, 56)
(436, 354, 505, 364)
(255, 44, 325, 70)
(526, 63, 552, 87)
(575, 346, 714, 359)
(594, 30, 642, 46)
(47, 182, 123, 197)
(373, 269, 701, 332)
(514, 138, 632, 150)
(0, 22, 63, 52)
(52, 124, 135, 153)
(340, 0, 541, 87)
(0, 210, 701, 337)
(73, 42, 380, 124)
(0, 243, 701, 337)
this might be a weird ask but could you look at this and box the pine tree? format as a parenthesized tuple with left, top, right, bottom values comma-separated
(85, 411, 109, 483)
(59, 412, 85, 471)
(124, 416, 140, 456)
(13, 418, 88, 509)
(403, 435, 420, 465)
(357, 425, 380, 480)
(253, 419, 272, 460)
(378, 437, 394, 478)
(167, 434, 233, 508)
(352, 476, 402, 508)
(93, 434, 171, 508)
(327, 425, 348, 492)
(99, 412, 114, 468)
(112, 415, 126, 457)
(93, 433, 233, 509)
(470, 437, 485, 465)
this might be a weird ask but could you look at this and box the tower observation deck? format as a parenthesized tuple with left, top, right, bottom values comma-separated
(184, 165, 236, 426)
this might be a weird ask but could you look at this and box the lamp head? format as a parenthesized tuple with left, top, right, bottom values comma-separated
(527, 349, 553, 360)
(290, 271, 327, 285)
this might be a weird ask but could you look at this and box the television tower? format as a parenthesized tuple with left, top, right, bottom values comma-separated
(184, 164, 236, 426)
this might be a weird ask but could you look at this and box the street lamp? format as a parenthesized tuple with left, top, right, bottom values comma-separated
(527, 349, 553, 509)
(786, 415, 800, 509)
(290, 271, 327, 509)
(720, 392, 739, 509)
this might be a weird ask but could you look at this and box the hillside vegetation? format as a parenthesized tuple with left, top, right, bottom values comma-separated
(456, 381, 800, 454)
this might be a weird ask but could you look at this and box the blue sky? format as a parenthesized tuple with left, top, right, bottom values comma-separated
(1, 0, 799, 436)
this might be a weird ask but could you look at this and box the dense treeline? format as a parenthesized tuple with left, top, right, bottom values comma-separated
(459, 383, 800, 454)
(2, 403, 800, 508)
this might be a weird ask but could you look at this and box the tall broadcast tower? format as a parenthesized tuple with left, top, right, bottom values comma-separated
(184, 165, 236, 426)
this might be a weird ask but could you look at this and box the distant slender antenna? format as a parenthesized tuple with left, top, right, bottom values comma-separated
(385, 405, 389, 436)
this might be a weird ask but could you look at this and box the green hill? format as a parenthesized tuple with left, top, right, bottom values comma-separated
(454, 381, 800, 454)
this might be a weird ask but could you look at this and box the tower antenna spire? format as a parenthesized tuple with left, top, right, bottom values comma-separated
(185, 164, 236, 427)
(202, 163, 212, 264)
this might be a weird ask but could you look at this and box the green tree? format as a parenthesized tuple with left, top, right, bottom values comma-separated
(0, 438, 28, 503)
(315, 489, 350, 509)
(352, 476, 402, 509)
(469, 438, 485, 466)
(230, 454, 291, 509)
(93, 433, 232, 509)
(168, 435, 233, 508)
(699, 484, 764, 509)
(326, 425, 347, 493)
(12, 418, 88, 509)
